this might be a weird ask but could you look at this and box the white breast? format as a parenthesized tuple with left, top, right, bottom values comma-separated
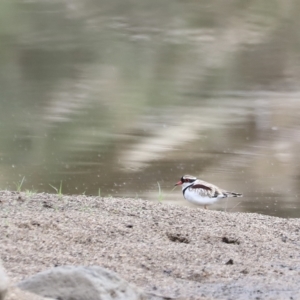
(183, 187, 222, 206)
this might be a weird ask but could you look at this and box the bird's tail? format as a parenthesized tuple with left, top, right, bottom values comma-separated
(225, 192, 243, 198)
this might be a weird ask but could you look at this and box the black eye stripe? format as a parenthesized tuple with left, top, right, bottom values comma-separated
(184, 178, 195, 183)
(181, 177, 196, 183)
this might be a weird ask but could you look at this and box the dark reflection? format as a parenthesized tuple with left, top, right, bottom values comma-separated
(0, 0, 300, 217)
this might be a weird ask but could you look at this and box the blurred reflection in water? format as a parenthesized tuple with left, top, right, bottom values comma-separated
(0, 0, 300, 217)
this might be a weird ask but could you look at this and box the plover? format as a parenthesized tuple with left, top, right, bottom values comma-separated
(175, 174, 242, 209)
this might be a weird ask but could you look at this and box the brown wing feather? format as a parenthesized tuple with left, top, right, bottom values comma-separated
(190, 180, 224, 198)
(190, 184, 212, 191)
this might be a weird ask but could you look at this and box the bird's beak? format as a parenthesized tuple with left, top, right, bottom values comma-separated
(174, 181, 183, 186)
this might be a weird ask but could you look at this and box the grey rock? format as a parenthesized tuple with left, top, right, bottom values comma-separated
(17, 266, 148, 300)
(5, 287, 55, 300)
(0, 261, 9, 300)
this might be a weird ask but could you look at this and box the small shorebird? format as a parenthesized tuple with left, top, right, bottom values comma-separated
(175, 174, 242, 209)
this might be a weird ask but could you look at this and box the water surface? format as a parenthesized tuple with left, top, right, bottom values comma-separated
(1, 0, 300, 217)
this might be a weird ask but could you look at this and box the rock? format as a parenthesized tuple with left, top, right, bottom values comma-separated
(5, 287, 55, 300)
(0, 261, 9, 300)
(17, 266, 148, 300)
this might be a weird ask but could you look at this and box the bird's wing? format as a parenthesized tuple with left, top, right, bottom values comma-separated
(189, 180, 223, 198)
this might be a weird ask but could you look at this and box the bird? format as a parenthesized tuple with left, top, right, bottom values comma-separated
(175, 174, 242, 209)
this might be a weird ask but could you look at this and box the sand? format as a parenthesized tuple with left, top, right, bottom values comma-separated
(1, 191, 300, 299)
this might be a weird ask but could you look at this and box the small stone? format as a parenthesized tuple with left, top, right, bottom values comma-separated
(225, 259, 234, 265)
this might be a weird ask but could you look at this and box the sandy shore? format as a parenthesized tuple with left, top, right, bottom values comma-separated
(1, 191, 300, 299)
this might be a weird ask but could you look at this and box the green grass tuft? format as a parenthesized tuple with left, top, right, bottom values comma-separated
(14, 176, 25, 192)
(49, 181, 63, 197)
(25, 189, 37, 196)
(157, 182, 164, 202)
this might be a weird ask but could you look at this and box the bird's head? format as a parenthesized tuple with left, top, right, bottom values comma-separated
(175, 175, 197, 186)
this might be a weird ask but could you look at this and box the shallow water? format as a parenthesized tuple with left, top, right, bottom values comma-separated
(1, 0, 300, 217)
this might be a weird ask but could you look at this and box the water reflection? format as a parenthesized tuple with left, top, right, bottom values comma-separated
(0, 0, 300, 217)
